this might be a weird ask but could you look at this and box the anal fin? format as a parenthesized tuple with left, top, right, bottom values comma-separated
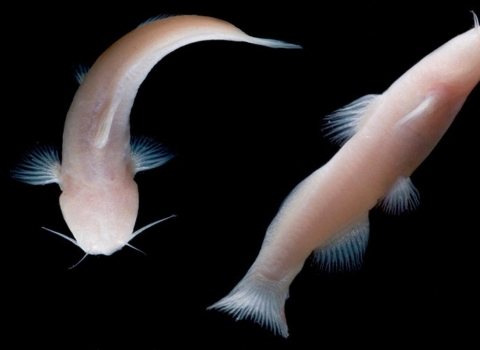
(313, 215, 369, 271)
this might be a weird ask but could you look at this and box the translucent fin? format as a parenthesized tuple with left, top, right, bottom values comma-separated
(130, 136, 175, 173)
(323, 94, 380, 146)
(138, 14, 174, 27)
(74, 65, 90, 84)
(246, 36, 301, 49)
(313, 215, 369, 272)
(472, 11, 479, 29)
(11, 145, 61, 185)
(379, 177, 419, 214)
(208, 269, 290, 338)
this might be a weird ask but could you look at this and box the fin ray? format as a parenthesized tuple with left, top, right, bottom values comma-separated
(208, 268, 290, 337)
(379, 177, 419, 214)
(313, 215, 369, 271)
(130, 136, 175, 173)
(74, 65, 90, 84)
(323, 94, 380, 146)
(138, 14, 174, 27)
(11, 145, 61, 185)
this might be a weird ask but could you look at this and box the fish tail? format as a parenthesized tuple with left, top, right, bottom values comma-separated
(208, 268, 290, 337)
(245, 36, 302, 50)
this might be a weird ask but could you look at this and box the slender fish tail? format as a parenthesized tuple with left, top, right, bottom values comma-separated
(244, 36, 301, 50)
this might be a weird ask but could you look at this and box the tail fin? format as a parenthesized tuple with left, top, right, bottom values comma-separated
(245, 36, 302, 50)
(208, 269, 290, 337)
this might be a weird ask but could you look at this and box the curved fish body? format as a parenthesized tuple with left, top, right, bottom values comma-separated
(209, 14, 480, 337)
(12, 15, 301, 256)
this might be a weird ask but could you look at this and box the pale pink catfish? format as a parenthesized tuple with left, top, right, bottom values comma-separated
(209, 13, 480, 337)
(12, 15, 301, 258)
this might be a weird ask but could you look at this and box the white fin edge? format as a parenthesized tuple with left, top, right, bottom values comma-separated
(379, 177, 419, 215)
(11, 145, 61, 185)
(208, 268, 290, 337)
(130, 136, 175, 173)
(323, 94, 380, 146)
(313, 215, 369, 271)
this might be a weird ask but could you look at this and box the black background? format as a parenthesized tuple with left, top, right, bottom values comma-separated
(5, 2, 479, 348)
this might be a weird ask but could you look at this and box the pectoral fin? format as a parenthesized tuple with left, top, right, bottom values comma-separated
(379, 176, 419, 214)
(130, 136, 175, 173)
(323, 94, 381, 146)
(11, 145, 61, 185)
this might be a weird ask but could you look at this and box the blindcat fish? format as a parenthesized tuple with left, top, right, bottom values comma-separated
(12, 15, 301, 258)
(209, 13, 480, 337)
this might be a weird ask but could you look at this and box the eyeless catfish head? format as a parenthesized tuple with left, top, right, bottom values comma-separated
(59, 180, 139, 256)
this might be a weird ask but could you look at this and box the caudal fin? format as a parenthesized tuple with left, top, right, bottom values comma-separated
(245, 36, 302, 50)
(208, 269, 290, 337)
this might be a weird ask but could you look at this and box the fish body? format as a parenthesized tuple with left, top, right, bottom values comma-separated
(210, 14, 480, 337)
(13, 15, 301, 256)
